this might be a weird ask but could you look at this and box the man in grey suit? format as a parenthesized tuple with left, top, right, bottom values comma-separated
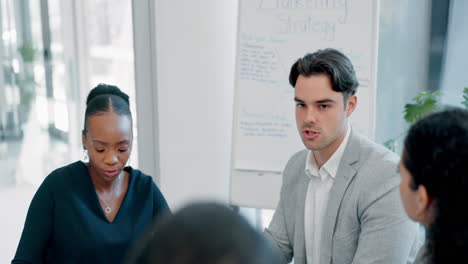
(264, 48, 420, 264)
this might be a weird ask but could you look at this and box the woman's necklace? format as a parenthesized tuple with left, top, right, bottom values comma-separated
(98, 195, 113, 214)
(97, 173, 123, 214)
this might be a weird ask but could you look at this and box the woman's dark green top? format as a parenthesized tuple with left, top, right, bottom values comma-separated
(12, 161, 170, 264)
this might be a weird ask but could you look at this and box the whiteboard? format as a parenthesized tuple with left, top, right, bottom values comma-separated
(230, 0, 380, 209)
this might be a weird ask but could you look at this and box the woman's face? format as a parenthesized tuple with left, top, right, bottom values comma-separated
(82, 111, 133, 183)
(399, 150, 430, 225)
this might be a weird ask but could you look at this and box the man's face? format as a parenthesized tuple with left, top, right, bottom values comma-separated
(294, 74, 356, 157)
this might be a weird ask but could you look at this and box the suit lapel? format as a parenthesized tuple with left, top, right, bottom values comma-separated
(295, 172, 310, 262)
(320, 130, 360, 264)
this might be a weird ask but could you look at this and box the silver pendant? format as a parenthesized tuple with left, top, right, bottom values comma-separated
(105, 206, 112, 214)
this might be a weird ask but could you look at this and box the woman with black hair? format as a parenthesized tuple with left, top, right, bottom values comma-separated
(399, 107, 468, 264)
(12, 84, 170, 263)
(125, 202, 280, 264)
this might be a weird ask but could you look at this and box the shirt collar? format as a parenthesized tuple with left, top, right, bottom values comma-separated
(305, 124, 351, 179)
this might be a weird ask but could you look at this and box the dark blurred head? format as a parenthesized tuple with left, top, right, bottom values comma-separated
(126, 202, 280, 264)
(399, 107, 468, 263)
(289, 48, 359, 102)
(401, 107, 468, 216)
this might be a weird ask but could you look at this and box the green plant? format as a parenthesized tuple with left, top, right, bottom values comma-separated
(403, 91, 440, 123)
(463, 88, 468, 109)
(18, 44, 36, 63)
(384, 89, 467, 152)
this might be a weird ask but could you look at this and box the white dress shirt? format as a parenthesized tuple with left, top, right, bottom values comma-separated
(304, 125, 351, 264)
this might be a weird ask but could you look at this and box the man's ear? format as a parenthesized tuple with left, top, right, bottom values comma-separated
(346, 94, 357, 117)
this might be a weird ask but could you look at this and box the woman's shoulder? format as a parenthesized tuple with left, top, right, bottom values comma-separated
(43, 161, 87, 186)
(127, 167, 158, 191)
(127, 167, 169, 213)
(48, 160, 85, 177)
(32, 161, 87, 199)
(125, 167, 165, 193)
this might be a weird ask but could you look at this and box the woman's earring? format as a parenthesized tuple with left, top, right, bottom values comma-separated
(83, 149, 89, 162)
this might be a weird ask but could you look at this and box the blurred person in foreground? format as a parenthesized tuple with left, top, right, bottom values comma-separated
(399, 107, 468, 264)
(125, 202, 280, 264)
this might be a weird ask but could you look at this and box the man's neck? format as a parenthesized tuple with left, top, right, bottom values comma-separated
(313, 126, 349, 169)
(313, 152, 329, 170)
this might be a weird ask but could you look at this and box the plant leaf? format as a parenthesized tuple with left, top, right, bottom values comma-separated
(463, 88, 468, 109)
(18, 44, 36, 63)
(383, 139, 398, 153)
(403, 91, 440, 123)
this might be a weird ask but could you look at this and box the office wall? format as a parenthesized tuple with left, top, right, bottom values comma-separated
(440, 0, 468, 105)
(375, 0, 431, 148)
(154, 1, 238, 209)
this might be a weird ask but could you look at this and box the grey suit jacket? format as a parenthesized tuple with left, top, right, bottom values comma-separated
(264, 130, 420, 264)
(412, 244, 428, 264)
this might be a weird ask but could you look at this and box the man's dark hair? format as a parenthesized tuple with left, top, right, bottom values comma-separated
(403, 107, 468, 264)
(83, 83, 131, 134)
(125, 202, 280, 264)
(289, 48, 359, 101)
